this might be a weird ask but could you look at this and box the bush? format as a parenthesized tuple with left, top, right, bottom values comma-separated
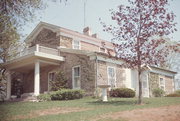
(175, 90, 180, 95)
(165, 90, 180, 97)
(152, 88, 165, 97)
(37, 93, 51, 101)
(166, 93, 180, 97)
(50, 71, 68, 91)
(50, 89, 85, 100)
(110, 88, 135, 98)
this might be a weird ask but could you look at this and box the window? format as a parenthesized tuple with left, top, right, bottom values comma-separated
(159, 77, 165, 91)
(73, 40, 81, 49)
(72, 66, 81, 89)
(107, 67, 116, 88)
(48, 72, 56, 91)
(99, 47, 106, 53)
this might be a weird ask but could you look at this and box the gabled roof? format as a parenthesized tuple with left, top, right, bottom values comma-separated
(25, 22, 114, 49)
(146, 65, 177, 77)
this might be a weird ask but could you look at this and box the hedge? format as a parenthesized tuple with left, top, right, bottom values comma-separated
(166, 90, 180, 97)
(37, 89, 85, 101)
(152, 88, 165, 97)
(110, 88, 135, 98)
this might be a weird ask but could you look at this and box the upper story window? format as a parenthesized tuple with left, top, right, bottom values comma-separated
(73, 40, 81, 50)
(159, 77, 165, 91)
(107, 67, 116, 88)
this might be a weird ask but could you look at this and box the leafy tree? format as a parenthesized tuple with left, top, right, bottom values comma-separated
(50, 71, 68, 91)
(102, 0, 177, 104)
(0, 0, 66, 98)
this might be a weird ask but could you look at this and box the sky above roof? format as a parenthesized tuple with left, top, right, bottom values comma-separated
(21, 0, 180, 42)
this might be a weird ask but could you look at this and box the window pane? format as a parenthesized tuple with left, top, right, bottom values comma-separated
(73, 40, 80, 49)
(49, 72, 55, 81)
(74, 77, 80, 88)
(108, 68, 115, 77)
(74, 67, 80, 76)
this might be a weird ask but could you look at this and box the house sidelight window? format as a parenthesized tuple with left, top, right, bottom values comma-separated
(73, 66, 81, 89)
(107, 67, 116, 88)
(159, 77, 165, 91)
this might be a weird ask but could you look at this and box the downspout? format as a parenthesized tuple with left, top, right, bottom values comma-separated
(147, 70, 150, 98)
(173, 75, 175, 92)
(148, 72, 151, 97)
(95, 54, 98, 97)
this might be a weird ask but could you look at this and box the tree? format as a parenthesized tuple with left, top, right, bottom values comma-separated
(0, 0, 66, 98)
(50, 71, 68, 91)
(101, 0, 177, 104)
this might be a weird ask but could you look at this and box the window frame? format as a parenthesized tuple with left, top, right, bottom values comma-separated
(72, 65, 81, 89)
(159, 77, 165, 91)
(48, 71, 56, 91)
(107, 66, 116, 88)
(72, 40, 81, 50)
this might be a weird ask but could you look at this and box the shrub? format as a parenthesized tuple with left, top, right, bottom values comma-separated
(50, 71, 68, 91)
(50, 89, 85, 100)
(152, 88, 165, 97)
(166, 93, 180, 97)
(110, 88, 135, 98)
(165, 90, 180, 97)
(37, 93, 51, 101)
(175, 90, 180, 95)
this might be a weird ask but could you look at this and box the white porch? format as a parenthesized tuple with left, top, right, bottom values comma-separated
(3, 44, 64, 100)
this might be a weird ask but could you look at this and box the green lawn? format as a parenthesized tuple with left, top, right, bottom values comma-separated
(0, 97, 180, 121)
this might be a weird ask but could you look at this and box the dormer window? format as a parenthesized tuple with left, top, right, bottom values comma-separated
(73, 40, 81, 50)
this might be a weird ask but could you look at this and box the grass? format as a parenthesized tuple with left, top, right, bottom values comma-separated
(0, 97, 180, 121)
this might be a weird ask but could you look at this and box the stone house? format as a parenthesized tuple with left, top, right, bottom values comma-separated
(2, 22, 177, 100)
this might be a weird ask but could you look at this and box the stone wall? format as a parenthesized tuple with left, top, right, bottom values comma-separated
(60, 35, 72, 48)
(149, 72, 174, 96)
(11, 65, 58, 94)
(165, 76, 174, 94)
(59, 52, 96, 95)
(97, 61, 125, 87)
(81, 41, 99, 52)
(149, 72, 159, 97)
(30, 28, 60, 48)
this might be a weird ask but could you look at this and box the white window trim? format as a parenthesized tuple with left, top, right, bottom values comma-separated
(159, 76, 165, 91)
(99, 47, 107, 53)
(48, 71, 56, 91)
(72, 65, 81, 89)
(107, 66, 117, 88)
(72, 40, 81, 50)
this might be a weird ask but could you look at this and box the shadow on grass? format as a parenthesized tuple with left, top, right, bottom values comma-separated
(87, 100, 137, 106)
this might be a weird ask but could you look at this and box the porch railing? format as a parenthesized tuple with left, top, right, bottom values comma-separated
(9, 44, 60, 60)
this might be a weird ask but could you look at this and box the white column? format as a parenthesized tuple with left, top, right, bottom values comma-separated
(102, 88, 108, 102)
(34, 60, 40, 96)
(36, 44, 39, 52)
(6, 71, 11, 100)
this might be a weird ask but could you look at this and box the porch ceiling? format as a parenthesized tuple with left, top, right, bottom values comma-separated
(3, 52, 64, 71)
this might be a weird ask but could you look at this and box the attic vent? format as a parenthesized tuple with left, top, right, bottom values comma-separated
(83, 27, 91, 36)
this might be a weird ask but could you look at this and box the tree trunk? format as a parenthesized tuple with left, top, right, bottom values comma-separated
(137, 66, 142, 104)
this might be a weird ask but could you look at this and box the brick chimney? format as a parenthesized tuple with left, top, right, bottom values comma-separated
(83, 27, 91, 36)
(92, 33, 98, 38)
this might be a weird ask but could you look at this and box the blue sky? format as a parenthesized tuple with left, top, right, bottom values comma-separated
(22, 0, 180, 42)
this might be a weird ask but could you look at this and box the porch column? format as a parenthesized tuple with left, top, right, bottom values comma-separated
(34, 60, 40, 96)
(6, 71, 11, 100)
